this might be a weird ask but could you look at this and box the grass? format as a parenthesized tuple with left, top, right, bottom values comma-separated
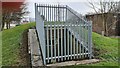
(2, 23, 35, 66)
(90, 32, 118, 66)
(70, 32, 119, 67)
(1, 22, 119, 67)
(0, 32, 2, 67)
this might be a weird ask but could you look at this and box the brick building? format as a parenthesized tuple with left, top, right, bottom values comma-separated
(86, 13, 120, 36)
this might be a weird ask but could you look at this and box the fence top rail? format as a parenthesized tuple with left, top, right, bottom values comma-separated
(36, 3, 66, 8)
(44, 24, 90, 27)
(35, 3, 92, 25)
(66, 6, 89, 23)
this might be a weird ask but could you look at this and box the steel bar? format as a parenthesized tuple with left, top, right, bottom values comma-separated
(46, 53, 90, 60)
(54, 4, 56, 62)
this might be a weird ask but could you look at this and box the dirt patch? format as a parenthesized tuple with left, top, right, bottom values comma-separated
(18, 30, 31, 66)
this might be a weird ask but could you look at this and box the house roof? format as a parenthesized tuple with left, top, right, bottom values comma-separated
(86, 12, 120, 17)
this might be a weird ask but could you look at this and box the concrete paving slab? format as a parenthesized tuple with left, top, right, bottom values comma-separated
(47, 59, 100, 66)
(28, 29, 43, 66)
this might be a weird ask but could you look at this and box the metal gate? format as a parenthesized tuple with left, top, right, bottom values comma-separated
(35, 3, 92, 65)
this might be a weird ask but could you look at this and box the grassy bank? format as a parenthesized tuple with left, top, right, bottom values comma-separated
(89, 32, 118, 66)
(1, 22, 119, 66)
(70, 32, 119, 67)
(0, 32, 2, 67)
(2, 23, 35, 66)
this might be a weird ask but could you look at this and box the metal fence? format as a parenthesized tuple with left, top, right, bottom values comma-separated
(35, 3, 92, 65)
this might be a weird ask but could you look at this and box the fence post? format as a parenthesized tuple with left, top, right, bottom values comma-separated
(35, 3, 46, 65)
(88, 21, 92, 59)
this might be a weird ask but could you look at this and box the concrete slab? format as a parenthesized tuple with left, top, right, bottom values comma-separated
(47, 59, 100, 66)
(28, 29, 43, 66)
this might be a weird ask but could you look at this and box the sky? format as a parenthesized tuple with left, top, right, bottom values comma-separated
(25, 0, 119, 18)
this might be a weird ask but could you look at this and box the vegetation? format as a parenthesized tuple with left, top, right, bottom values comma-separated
(70, 32, 119, 67)
(87, 0, 120, 36)
(2, 23, 35, 66)
(0, 32, 2, 67)
(89, 33, 118, 66)
(1, 22, 119, 67)
(2, 4, 29, 30)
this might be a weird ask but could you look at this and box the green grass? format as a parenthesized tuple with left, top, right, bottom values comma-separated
(2, 23, 35, 66)
(91, 33, 118, 66)
(1, 22, 119, 66)
(71, 32, 119, 67)
(0, 32, 2, 67)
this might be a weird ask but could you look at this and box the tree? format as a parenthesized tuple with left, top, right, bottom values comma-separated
(2, 3, 29, 30)
(87, 0, 119, 36)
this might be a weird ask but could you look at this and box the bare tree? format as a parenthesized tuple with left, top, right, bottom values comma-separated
(87, 0, 119, 36)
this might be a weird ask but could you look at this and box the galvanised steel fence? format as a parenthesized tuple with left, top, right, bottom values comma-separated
(35, 3, 92, 65)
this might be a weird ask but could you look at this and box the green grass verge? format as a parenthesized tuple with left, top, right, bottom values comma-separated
(1, 22, 119, 66)
(0, 31, 2, 67)
(2, 23, 35, 66)
(71, 32, 119, 67)
(90, 32, 118, 66)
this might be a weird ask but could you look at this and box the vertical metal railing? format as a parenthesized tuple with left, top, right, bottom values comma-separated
(35, 3, 46, 65)
(35, 3, 92, 65)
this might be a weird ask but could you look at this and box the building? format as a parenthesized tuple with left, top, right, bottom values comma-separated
(86, 13, 120, 36)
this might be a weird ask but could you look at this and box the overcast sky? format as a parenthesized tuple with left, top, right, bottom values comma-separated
(25, 0, 119, 18)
